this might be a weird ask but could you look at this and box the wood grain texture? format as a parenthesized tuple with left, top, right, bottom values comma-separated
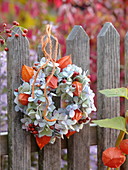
(38, 139, 61, 170)
(0, 125, 97, 155)
(121, 32, 128, 170)
(66, 25, 90, 170)
(0, 132, 7, 155)
(0, 157, 1, 170)
(97, 22, 120, 170)
(0, 156, 4, 170)
(7, 27, 31, 170)
(37, 35, 61, 59)
(37, 35, 61, 170)
(0, 155, 8, 170)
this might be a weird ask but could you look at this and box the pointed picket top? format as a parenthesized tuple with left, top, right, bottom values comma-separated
(8, 27, 22, 38)
(7, 27, 29, 59)
(7, 26, 31, 169)
(7, 27, 29, 43)
(125, 31, 128, 66)
(125, 31, 128, 40)
(98, 22, 119, 37)
(97, 22, 120, 169)
(66, 25, 89, 70)
(125, 32, 128, 61)
(37, 35, 60, 60)
(67, 25, 89, 41)
(66, 25, 90, 170)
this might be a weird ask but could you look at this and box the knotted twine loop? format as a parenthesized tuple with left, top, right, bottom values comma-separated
(31, 24, 58, 122)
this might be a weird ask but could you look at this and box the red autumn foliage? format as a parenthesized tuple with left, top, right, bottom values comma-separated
(66, 130, 76, 138)
(48, 0, 71, 8)
(72, 109, 82, 121)
(119, 139, 128, 155)
(102, 147, 126, 168)
(36, 135, 51, 150)
(56, 55, 72, 70)
(46, 75, 58, 89)
(21, 65, 34, 82)
(72, 81, 83, 96)
(18, 93, 30, 105)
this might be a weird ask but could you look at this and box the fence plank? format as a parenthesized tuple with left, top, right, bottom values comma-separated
(0, 132, 7, 155)
(97, 22, 120, 169)
(0, 125, 97, 155)
(0, 156, 1, 170)
(7, 27, 31, 170)
(0, 155, 8, 170)
(37, 35, 61, 170)
(122, 32, 128, 170)
(66, 25, 90, 170)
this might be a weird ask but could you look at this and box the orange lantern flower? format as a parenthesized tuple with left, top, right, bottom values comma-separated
(46, 75, 58, 89)
(120, 139, 128, 155)
(102, 147, 126, 168)
(72, 109, 83, 121)
(56, 55, 72, 70)
(21, 65, 34, 82)
(36, 135, 51, 150)
(66, 130, 76, 138)
(18, 93, 30, 105)
(72, 81, 83, 96)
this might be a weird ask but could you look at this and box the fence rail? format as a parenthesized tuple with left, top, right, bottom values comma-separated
(0, 22, 128, 170)
(0, 124, 97, 155)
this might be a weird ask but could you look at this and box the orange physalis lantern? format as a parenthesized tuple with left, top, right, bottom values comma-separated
(72, 109, 82, 121)
(120, 139, 128, 155)
(22, 65, 34, 82)
(56, 55, 72, 69)
(36, 135, 51, 150)
(72, 81, 83, 96)
(66, 130, 76, 138)
(102, 147, 126, 168)
(46, 75, 58, 89)
(18, 93, 30, 105)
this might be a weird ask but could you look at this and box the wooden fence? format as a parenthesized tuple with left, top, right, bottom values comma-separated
(0, 22, 128, 170)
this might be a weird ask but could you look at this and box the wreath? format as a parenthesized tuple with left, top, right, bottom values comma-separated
(14, 25, 96, 149)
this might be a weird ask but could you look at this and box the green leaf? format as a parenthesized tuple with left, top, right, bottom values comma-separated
(99, 88, 128, 99)
(19, 82, 30, 93)
(92, 117, 128, 134)
(80, 92, 86, 100)
(39, 127, 52, 137)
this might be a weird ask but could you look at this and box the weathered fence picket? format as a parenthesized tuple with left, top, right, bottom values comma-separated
(7, 27, 31, 170)
(66, 25, 90, 170)
(123, 32, 128, 169)
(37, 36, 61, 170)
(97, 22, 120, 169)
(0, 22, 128, 170)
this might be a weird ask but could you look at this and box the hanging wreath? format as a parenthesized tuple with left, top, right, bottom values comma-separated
(14, 25, 96, 149)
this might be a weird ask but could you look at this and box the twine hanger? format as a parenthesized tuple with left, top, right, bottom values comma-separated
(32, 24, 58, 122)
